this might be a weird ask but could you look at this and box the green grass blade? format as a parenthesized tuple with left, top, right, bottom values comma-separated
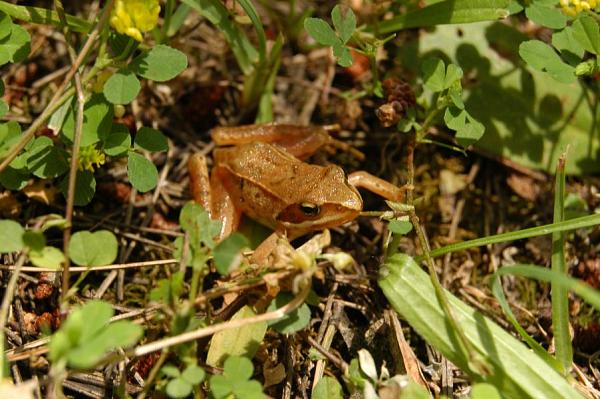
(182, 0, 258, 75)
(375, 0, 510, 33)
(425, 213, 600, 259)
(490, 274, 563, 372)
(255, 35, 283, 123)
(551, 154, 572, 374)
(379, 254, 583, 399)
(0, 1, 92, 33)
(495, 265, 600, 312)
(237, 0, 266, 65)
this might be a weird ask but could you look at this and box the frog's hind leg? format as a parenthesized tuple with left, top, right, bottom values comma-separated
(188, 154, 241, 240)
(188, 154, 212, 211)
(210, 167, 242, 240)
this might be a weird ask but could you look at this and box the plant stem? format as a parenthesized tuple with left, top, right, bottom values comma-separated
(54, 0, 86, 309)
(160, 0, 175, 42)
(551, 152, 573, 374)
(0, 250, 28, 379)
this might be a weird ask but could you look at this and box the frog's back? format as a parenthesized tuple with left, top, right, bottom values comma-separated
(213, 142, 324, 200)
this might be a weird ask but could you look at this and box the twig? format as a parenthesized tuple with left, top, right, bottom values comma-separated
(55, 0, 86, 306)
(0, 251, 28, 378)
(0, 259, 178, 273)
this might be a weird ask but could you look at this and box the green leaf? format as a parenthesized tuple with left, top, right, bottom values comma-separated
(378, 254, 584, 398)
(210, 375, 233, 399)
(213, 233, 249, 275)
(267, 293, 311, 334)
(332, 44, 353, 67)
(0, 100, 7, 118)
(421, 58, 446, 92)
(103, 70, 140, 105)
(0, 120, 21, 159)
(130, 45, 188, 82)
(181, 364, 205, 384)
(232, 380, 265, 399)
(312, 376, 343, 399)
(0, 3, 92, 33)
(161, 365, 181, 378)
(68, 230, 118, 266)
(182, 0, 258, 75)
(0, 166, 29, 190)
(388, 219, 413, 235)
(552, 28, 585, 61)
(206, 306, 267, 366)
(525, 3, 566, 29)
(26, 137, 68, 178)
(134, 127, 168, 152)
(571, 15, 600, 55)
(223, 355, 254, 380)
(179, 202, 221, 249)
(304, 18, 340, 46)
(519, 40, 576, 84)
(444, 64, 464, 88)
(166, 378, 192, 398)
(103, 123, 131, 157)
(0, 24, 30, 66)
(127, 152, 158, 192)
(0, 219, 24, 253)
(0, 12, 12, 40)
(62, 93, 114, 147)
(22, 230, 45, 251)
(67, 320, 142, 369)
(444, 108, 485, 146)
(375, 0, 510, 33)
(59, 170, 96, 206)
(331, 5, 356, 44)
(29, 246, 65, 269)
(471, 383, 502, 399)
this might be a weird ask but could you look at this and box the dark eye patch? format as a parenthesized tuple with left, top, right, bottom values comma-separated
(300, 202, 320, 216)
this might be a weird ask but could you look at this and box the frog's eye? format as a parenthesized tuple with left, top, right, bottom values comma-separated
(300, 202, 320, 216)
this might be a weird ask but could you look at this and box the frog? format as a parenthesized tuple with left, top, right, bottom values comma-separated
(188, 123, 404, 241)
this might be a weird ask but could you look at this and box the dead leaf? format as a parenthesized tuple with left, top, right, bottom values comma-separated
(263, 363, 286, 388)
(507, 173, 540, 201)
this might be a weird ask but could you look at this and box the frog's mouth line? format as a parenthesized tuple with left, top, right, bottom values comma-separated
(277, 212, 358, 232)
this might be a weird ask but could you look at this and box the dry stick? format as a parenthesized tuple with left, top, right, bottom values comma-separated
(0, 259, 178, 273)
(0, 251, 28, 379)
(0, 0, 115, 174)
(406, 132, 484, 374)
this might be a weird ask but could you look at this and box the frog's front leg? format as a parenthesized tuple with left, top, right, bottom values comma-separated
(347, 171, 406, 202)
(188, 154, 241, 240)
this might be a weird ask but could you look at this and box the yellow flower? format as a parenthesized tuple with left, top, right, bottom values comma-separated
(78, 145, 106, 172)
(110, 0, 160, 42)
(560, 0, 598, 16)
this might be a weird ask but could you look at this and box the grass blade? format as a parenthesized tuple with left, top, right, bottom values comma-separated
(0, 1, 92, 32)
(182, 0, 258, 75)
(551, 153, 572, 374)
(375, 0, 510, 33)
(425, 213, 600, 259)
